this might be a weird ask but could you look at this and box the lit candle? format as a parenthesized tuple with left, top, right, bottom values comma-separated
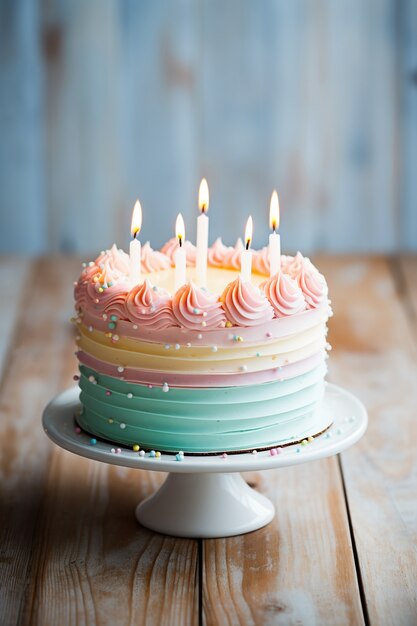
(240, 216, 253, 283)
(174, 213, 187, 291)
(269, 190, 281, 276)
(130, 199, 142, 285)
(196, 178, 209, 287)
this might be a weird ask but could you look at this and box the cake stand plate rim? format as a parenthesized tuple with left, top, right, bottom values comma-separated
(42, 383, 367, 474)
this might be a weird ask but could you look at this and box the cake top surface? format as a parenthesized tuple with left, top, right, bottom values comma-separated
(74, 238, 329, 332)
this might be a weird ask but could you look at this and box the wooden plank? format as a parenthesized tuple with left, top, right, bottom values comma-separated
(0, 257, 198, 625)
(0, 258, 30, 381)
(0, 257, 80, 625)
(398, 256, 417, 318)
(317, 256, 417, 626)
(21, 455, 198, 626)
(203, 462, 364, 625)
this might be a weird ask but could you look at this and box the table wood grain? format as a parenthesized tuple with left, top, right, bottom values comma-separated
(0, 256, 416, 626)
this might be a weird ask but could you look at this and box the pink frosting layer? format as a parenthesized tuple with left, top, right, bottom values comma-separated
(74, 244, 329, 329)
(161, 237, 197, 267)
(262, 272, 306, 318)
(80, 302, 331, 346)
(172, 282, 226, 330)
(221, 276, 274, 327)
(77, 349, 325, 388)
(124, 279, 176, 329)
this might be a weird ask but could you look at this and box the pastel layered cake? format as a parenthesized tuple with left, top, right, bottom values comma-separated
(73, 238, 332, 453)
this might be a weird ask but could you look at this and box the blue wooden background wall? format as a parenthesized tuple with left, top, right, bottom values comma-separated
(0, 0, 416, 255)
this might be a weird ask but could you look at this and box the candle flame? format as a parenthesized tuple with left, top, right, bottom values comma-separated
(198, 178, 209, 214)
(244, 216, 253, 250)
(176, 213, 185, 247)
(269, 190, 280, 232)
(131, 199, 143, 239)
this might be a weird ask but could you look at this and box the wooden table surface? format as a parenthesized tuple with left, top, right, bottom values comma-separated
(1, 255, 416, 626)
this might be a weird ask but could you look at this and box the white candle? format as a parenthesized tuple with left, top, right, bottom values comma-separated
(174, 213, 187, 291)
(196, 178, 209, 287)
(269, 190, 281, 276)
(130, 199, 142, 285)
(240, 216, 253, 283)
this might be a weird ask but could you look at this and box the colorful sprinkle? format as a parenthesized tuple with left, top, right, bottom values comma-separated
(108, 322, 116, 330)
(175, 453, 184, 461)
(120, 423, 126, 430)
(139, 450, 145, 457)
(74, 426, 81, 434)
(90, 438, 97, 445)
(111, 448, 116, 454)
(117, 366, 125, 373)
(211, 345, 218, 352)
(301, 439, 308, 446)
(88, 375, 97, 384)
(105, 390, 111, 396)
(108, 418, 113, 424)
(127, 393, 133, 399)
(269, 448, 278, 456)
(116, 448, 122, 454)
(149, 450, 156, 458)
(164, 344, 171, 350)
(155, 451, 161, 458)
(88, 325, 93, 332)
(239, 365, 247, 372)
(162, 382, 169, 393)
(193, 308, 200, 314)
(307, 436, 314, 443)
(132, 444, 140, 452)
(296, 447, 301, 453)
(225, 321, 232, 328)
(110, 315, 118, 321)
(174, 344, 180, 350)
(252, 449, 258, 455)
(266, 332, 272, 338)
(220, 452, 228, 459)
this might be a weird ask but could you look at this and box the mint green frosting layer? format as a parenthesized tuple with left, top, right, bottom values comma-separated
(77, 365, 327, 452)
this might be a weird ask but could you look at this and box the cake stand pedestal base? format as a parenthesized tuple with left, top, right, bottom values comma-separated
(42, 383, 367, 538)
(136, 472, 274, 538)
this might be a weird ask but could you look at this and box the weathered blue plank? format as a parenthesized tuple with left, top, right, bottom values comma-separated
(0, 0, 415, 254)
(0, 0, 46, 254)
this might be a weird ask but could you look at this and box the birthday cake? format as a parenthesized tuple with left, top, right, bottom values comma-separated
(73, 235, 332, 454)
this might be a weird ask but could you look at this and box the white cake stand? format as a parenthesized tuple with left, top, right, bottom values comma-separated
(42, 383, 367, 538)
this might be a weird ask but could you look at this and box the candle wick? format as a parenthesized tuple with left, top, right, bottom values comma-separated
(246, 240, 250, 251)
(179, 237, 183, 248)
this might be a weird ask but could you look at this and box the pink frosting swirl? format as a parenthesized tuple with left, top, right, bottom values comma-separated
(172, 282, 226, 330)
(252, 246, 270, 276)
(282, 251, 306, 280)
(161, 238, 197, 267)
(297, 265, 328, 309)
(220, 276, 274, 327)
(96, 244, 130, 285)
(125, 279, 176, 328)
(86, 282, 130, 319)
(207, 238, 232, 268)
(224, 238, 244, 270)
(140, 242, 171, 273)
(262, 272, 306, 317)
